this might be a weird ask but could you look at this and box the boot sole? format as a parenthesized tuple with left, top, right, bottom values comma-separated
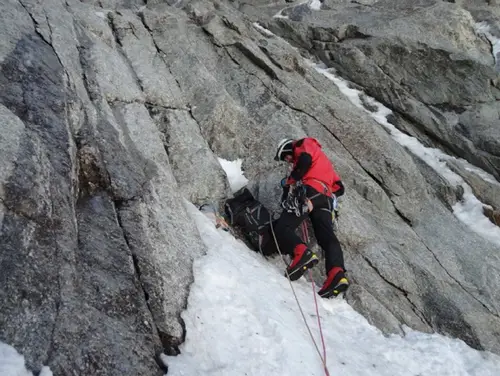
(319, 278, 349, 298)
(286, 256, 319, 281)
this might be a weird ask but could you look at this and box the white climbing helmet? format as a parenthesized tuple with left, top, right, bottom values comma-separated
(274, 138, 294, 161)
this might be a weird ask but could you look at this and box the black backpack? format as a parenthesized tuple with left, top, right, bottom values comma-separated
(224, 188, 277, 256)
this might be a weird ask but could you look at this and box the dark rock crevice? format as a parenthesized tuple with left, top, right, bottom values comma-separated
(113, 201, 165, 348)
(18, 0, 72, 89)
(114, 194, 194, 356)
(352, 248, 432, 328)
(17, 0, 50, 45)
(157, 313, 186, 356)
(108, 14, 146, 94)
(76, 137, 112, 198)
(394, 206, 412, 226)
(186, 105, 211, 151)
(42, 10, 53, 45)
(76, 57, 152, 201)
(138, 11, 184, 93)
(233, 41, 280, 80)
(417, 235, 500, 318)
(76, 45, 99, 103)
(144, 104, 173, 157)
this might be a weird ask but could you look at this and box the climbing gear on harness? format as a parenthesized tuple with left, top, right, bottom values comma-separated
(332, 195, 341, 231)
(281, 188, 299, 215)
(281, 183, 313, 217)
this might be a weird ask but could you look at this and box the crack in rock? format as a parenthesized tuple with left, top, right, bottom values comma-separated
(418, 236, 500, 318)
(18, 0, 71, 88)
(14, 4, 72, 365)
(113, 200, 168, 357)
(107, 15, 146, 94)
(354, 249, 433, 328)
(138, 12, 184, 93)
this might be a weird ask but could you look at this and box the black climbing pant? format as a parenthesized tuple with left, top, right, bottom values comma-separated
(273, 185, 345, 273)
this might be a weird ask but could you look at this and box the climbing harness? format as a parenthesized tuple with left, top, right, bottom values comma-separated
(283, 180, 341, 233)
(281, 182, 313, 217)
(269, 216, 331, 376)
(331, 195, 340, 232)
(310, 178, 341, 231)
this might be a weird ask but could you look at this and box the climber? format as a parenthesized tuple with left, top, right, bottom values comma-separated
(273, 137, 349, 298)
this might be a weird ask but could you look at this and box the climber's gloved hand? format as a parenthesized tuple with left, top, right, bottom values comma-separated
(280, 177, 289, 188)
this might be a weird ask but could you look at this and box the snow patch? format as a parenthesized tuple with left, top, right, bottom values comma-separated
(252, 22, 300, 54)
(253, 22, 275, 37)
(309, 0, 322, 10)
(218, 158, 249, 192)
(273, 10, 289, 19)
(475, 22, 500, 69)
(464, 166, 500, 186)
(311, 62, 500, 247)
(95, 11, 107, 19)
(454, 187, 498, 237)
(0, 342, 52, 376)
(273, 0, 309, 19)
(38, 368, 52, 376)
(166, 202, 500, 376)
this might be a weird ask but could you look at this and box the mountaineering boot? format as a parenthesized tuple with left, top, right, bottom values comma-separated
(318, 266, 349, 298)
(285, 244, 319, 281)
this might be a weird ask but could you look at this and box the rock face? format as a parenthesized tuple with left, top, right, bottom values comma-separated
(0, 0, 500, 374)
(0, 0, 208, 374)
(262, 0, 500, 179)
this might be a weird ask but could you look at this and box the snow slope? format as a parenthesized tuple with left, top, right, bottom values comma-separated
(166, 199, 500, 376)
(0, 342, 52, 376)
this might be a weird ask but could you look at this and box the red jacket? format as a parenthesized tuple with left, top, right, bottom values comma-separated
(285, 138, 342, 195)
